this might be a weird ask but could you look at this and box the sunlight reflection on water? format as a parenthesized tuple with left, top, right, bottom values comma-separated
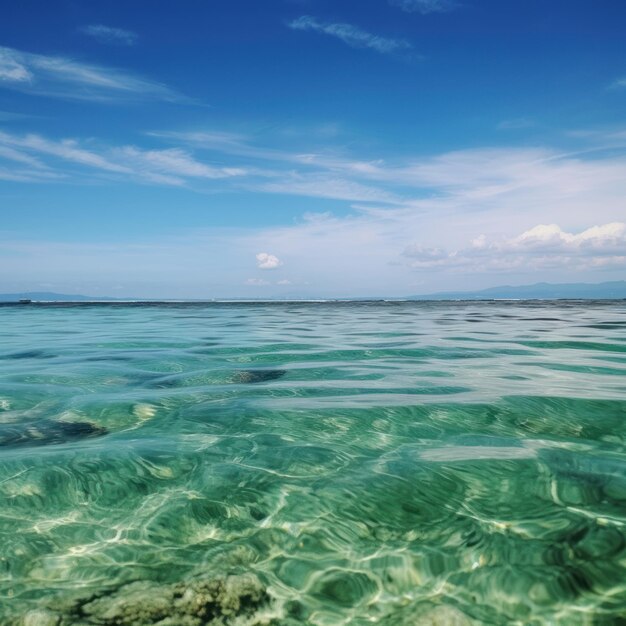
(0, 301, 625, 625)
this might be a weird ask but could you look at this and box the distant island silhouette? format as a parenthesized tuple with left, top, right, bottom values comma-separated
(1, 281, 625, 302)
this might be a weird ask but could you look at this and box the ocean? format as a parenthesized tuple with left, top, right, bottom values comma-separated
(1, 301, 625, 625)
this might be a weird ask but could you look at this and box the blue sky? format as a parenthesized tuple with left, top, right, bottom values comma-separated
(1, 0, 626, 297)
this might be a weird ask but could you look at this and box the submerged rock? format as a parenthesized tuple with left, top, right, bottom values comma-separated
(0, 419, 107, 449)
(0, 349, 54, 360)
(37, 573, 271, 626)
(378, 603, 476, 626)
(144, 369, 287, 389)
(231, 370, 286, 384)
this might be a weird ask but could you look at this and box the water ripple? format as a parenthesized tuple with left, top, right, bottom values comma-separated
(0, 301, 625, 624)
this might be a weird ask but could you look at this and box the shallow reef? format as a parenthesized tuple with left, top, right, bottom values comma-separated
(21, 574, 273, 626)
(144, 368, 287, 388)
(231, 370, 287, 384)
(0, 419, 107, 449)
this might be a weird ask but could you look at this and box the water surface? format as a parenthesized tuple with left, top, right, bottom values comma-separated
(1, 301, 625, 625)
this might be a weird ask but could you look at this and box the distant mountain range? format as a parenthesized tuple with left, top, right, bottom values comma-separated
(1, 281, 625, 302)
(0, 292, 121, 302)
(407, 280, 626, 300)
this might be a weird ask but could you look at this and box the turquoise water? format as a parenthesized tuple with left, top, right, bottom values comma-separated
(1, 301, 626, 625)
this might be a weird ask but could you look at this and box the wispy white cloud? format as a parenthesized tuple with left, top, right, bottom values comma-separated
(288, 16, 411, 55)
(149, 128, 340, 164)
(0, 45, 182, 102)
(302, 146, 626, 211)
(389, 0, 456, 14)
(258, 174, 402, 203)
(0, 144, 47, 168)
(256, 252, 282, 269)
(0, 131, 245, 186)
(0, 137, 64, 181)
(4, 123, 626, 221)
(148, 130, 250, 151)
(117, 147, 246, 180)
(0, 167, 61, 183)
(5, 123, 626, 230)
(0, 53, 32, 82)
(497, 118, 535, 130)
(80, 24, 138, 46)
(611, 77, 626, 90)
(0, 132, 131, 173)
(0, 109, 36, 121)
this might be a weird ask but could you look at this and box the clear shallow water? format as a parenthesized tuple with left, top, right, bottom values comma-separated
(1, 301, 626, 625)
